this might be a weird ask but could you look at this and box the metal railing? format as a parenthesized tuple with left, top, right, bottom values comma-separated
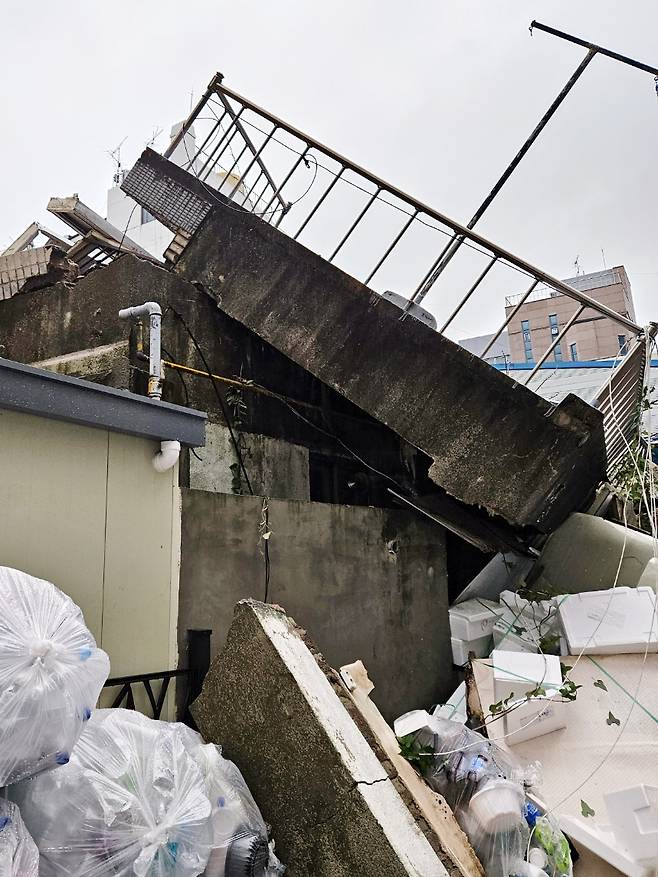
(164, 75, 643, 384)
(103, 669, 189, 720)
(102, 629, 211, 724)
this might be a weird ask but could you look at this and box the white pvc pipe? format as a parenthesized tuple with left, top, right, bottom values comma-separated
(152, 440, 181, 473)
(118, 301, 163, 399)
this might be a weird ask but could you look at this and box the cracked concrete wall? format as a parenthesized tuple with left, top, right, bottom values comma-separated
(175, 203, 607, 534)
(192, 600, 458, 876)
(179, 488, 453, 722)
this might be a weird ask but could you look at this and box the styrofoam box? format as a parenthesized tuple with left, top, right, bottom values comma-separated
(558, 586, 658, 656)
(432, 682, 467, 724)
(451, 634, 492, 667)
(449, 599, 502, 640)
(606, 785, 658, 864)
(561, 816, 653, 877)
(502, 690, 567, 745)
(493, 619, 539, 654)
(492, 650, 563, 705)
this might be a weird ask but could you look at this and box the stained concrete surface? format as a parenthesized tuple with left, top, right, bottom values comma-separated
(189, 421, 310, 500)
(192, 600, 457, 877)
(176, 203, 607, 534)
(179, 488, 453, 722)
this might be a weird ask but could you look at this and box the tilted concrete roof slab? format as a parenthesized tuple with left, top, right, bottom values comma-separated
(175, 202, 606, 534)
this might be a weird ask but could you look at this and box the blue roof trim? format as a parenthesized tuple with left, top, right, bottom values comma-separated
(493, 359, 658, 371)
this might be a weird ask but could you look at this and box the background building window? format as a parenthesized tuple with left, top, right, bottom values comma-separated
(570, 342, 578, 361)
(618, 334, 627, 353)
(521, 319, 533, 362)
(554, 344, 563, 362)
(549, 313, 559, 336)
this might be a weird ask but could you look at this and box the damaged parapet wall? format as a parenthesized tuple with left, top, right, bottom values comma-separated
(175, 200, 606, 534)
(192, 599, 466, 877)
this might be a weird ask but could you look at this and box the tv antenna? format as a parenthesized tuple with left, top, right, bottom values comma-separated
(574, 255, 583, 276)
(107, 137, 128, 186)
(145, 126, 164, 149)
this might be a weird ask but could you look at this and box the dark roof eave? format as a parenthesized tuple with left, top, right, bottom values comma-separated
(0, 357, 206, 447)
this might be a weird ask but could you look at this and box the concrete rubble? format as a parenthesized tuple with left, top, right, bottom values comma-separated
(192, 598, 477, 877)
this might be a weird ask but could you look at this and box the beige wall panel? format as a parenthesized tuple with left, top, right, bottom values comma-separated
(101, 432, 179, 679)
(0, 409, 108, 639)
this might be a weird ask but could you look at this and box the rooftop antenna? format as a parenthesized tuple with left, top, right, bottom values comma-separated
(574, 255, 583, 276)
(601, 248, 607, 269)
(145, 126, 164, 149)
(107, 137, 128, 186)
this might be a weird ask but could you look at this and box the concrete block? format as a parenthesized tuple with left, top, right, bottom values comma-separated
(192, 599, 462, 876)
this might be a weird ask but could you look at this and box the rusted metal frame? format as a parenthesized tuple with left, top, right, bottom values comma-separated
(481, 280, 540, 358)
(364, 210, 419, 285)
(226, 124, 279, 201)
(197, 109, 246, 179)
(524, 305, 586, 383)
(439, 256, 498, 335)
(165, 72, 224, 158)
(531, 21, 658, 76)
(328, 186, 382, 263)
(211, 80, 641, 333)
(261, 146, 311, 221)
(408, 49, 596, 307)
(293, 167, 345, 239)
(213, 90, 286, 210)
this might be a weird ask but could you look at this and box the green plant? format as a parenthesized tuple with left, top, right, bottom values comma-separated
(398, 734, 434, 769)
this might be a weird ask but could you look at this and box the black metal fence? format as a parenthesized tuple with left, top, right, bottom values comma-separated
(102, 629, 211, 725)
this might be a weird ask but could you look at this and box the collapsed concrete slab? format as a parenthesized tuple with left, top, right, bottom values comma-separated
(175, 201, 607, 535)
(192, 599, 471, 877)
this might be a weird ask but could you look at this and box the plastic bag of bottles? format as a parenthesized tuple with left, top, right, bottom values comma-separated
(12, 708, 285, 877)
(0, 799, 39, 876)
(0, 566, 110, 785)
(396, 713, 531, 877)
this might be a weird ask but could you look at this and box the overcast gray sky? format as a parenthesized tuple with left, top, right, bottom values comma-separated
(2, 0, 657, 334)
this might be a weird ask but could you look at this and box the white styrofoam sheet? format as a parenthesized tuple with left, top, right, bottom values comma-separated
(473, 653, 658, 877)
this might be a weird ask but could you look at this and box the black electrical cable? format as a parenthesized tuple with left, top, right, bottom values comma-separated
(168, 307, 253, 495)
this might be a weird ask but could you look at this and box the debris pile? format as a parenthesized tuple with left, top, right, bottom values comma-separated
(0, 567, 284, 877)
(12, 709, 285, 877)
(0, 566, 110, 785)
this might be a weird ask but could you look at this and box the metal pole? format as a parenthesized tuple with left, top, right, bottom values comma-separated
(530, 21, 658, 77)
(165, 73, 224, 159)
(409, 49, 596, 307)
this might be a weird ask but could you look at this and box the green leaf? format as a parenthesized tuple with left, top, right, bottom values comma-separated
(606, 711, 621, 726)
(594, 679, 608, 691)
(581, 800, 596, 818)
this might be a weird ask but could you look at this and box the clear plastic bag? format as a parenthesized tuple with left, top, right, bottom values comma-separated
(12, 708, 284, 877)
(0, 799, 39, 877)
(397, 715, 531, 877)
(0, 566, 110, 785)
